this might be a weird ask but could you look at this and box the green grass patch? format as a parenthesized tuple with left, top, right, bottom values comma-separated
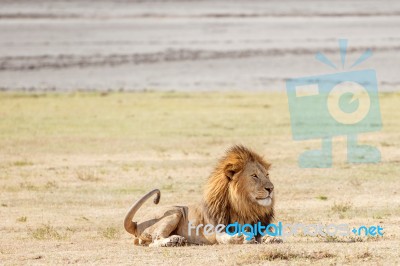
(12, 160, 33, 167)
(316, 195, 328, 200)
(16, 216, 27, 223)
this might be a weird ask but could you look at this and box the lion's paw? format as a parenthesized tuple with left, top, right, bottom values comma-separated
(216, 233, 246, 244)
(243, 237, 257, 244)
(149, 235, 187, 247)
(229, 233, 245, 244)
(166, 235, 187, 247)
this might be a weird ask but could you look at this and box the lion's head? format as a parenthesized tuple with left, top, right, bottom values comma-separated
(203, 145, 274, 226)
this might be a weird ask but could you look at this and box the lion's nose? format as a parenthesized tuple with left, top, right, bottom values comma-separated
(264, 186, 274, 194)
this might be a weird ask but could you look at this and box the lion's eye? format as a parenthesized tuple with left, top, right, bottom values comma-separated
(251, 174, 258, 179)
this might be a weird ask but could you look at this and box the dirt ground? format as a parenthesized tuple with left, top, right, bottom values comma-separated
(0, 92, 399, 265)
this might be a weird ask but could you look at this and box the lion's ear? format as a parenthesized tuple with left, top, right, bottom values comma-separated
(224, 163, 237, 180)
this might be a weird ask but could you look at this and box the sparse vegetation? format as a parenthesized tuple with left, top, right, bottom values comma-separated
(319, 234, 340, 243)
(76, 168, 101, 182)
(12, 160, 33, 167)
(239, 249, 336, 262)
(162, 184, 174, 191)
(357, 251, 373, 259)
(45, 181, 58, 189)
(0, 91, 399, 264)
(30, 224, 66, 240)
(101, 227, 120, 240)
(17, 216, 27, 222)
(350, 178, 362, 187)
(317, 195, 328, 200)
(331, 202, 352, 213)
(380, 141, 392, 147)
(20, 182, 38, 191)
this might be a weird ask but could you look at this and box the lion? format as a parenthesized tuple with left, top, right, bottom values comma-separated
(124, 145, 275, 247)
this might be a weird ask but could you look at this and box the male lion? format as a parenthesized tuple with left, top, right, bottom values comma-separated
(124, 145, 275, 247)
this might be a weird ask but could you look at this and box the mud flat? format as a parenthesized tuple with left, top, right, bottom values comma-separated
(0, 0, 400, 91)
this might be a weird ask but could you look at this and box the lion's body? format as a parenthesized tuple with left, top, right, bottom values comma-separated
(133, 204, 216, 245)
(124, 145, 275, 247)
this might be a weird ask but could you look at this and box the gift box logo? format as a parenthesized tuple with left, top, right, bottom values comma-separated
(286, 40, 382, 168)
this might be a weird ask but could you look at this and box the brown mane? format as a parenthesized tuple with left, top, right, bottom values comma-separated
(203, 145, 274, 226)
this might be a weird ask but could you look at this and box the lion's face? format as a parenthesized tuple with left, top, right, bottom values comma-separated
(205, 145, 274, 225)
(235, 161, 274, 207)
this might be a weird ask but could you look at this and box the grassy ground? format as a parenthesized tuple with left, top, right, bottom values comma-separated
(0, 91, 399, 265)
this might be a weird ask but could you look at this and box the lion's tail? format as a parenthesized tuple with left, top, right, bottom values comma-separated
(124, 189, 161, 236)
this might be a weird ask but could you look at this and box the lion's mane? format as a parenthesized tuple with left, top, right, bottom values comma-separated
(202, 145, 274, 226)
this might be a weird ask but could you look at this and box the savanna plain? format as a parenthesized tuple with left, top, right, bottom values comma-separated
(0, 92, 399, 265)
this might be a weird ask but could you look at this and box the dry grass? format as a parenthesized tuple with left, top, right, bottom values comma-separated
(331, 201, 352, 213)
(76, 168, 101, 182)
(238, 248, 336, 263)
(101, 227, 120, 240)
(0, 91, 399, 265)
(16, 216, 27, 223)
(30, 224, 66, 240)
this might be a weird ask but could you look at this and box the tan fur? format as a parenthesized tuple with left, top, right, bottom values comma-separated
(124, 145, 275, 246)
(203, 145, 274, 225)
